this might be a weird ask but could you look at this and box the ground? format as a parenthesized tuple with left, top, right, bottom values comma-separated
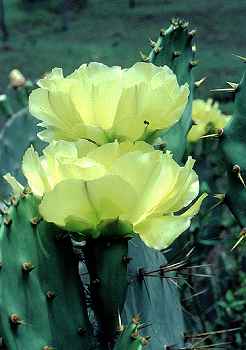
(1, 0, 246, 113)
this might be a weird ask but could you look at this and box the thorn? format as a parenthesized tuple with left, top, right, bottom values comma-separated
(154, 142, 167, 152)
(138, 267, 145, 281)
(43, 346, 54, 350)
(173, 50, 181, 58)
(91, 278, 100, 285)
(23, 186, 32, 195)
(140, 51, 150, 62)
(199, 128, 223, 139)
(132, 314, 141, 324)
(232, 53, 246, 62)
(195, 76, 207, 88)
(4, 215, 12, 226)
(210, 88, 235, 93)
(9, 314, 22, 327)
(154, 46, 162, 54)
(78, 327, 87, 336)
(117, 310, 124, 333)
(149, 38, 156, 48)
(160, 28, 165, 37)
(122, 256, 133, 264)
(10, 196, 18, 206)
(192, 44, 197, 53)
(231, 228, 246, 251)
(213, 193, 225, 202)
(226, 81, 239, 89)
(232, 164, 246, 187)
(189, 60, 199, 68)
(30, 217, 41, 225)
(22, 262, 35, 273)
(188, 29, 197, 38)
(141, 336, 150, 345)
(46, 291, 56, 300)
(131, 331, 139, 340)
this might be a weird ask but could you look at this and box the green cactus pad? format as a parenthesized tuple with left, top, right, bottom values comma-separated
(220, 71, 246, 227)
(147, 19, 196, 162)
(0, 194, 94, 350)
(122, 237, 185, 349)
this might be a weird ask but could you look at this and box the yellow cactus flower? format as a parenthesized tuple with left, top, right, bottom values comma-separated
(9, 69, 26, 88)
(187, 98, 231, 142)
(29, 62, 189, 144)
(13, 140, 206, 250)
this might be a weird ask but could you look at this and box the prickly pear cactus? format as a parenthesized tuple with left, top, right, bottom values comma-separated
(220, 70, 246, 227)
(146, 18, 196, 162)
(0, 194, 94, 350)
(0, 19, 197, 350)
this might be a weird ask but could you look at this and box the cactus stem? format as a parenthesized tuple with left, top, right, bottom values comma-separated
(9, 314, 22, 327)
(195, 76, 207, 88)
(46, 291, 56, 300)
(232, 164, 246, 188)
(22, 261, 35, 273)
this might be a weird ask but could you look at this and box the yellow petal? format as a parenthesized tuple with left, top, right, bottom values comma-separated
(39, 176, 137, 232)
(187, 124, 207, 142)
(157, 157, 199, 214)
(85, 175, 138, 222)
(22, 146, 50, 197)
(39, 179, 97, 230)
(135, 215, 191, 250)
(112, 151, 176, 222)
(3, 173, 24, 196)
(135, 193, 207, 250)
(181, 193, 208, 217)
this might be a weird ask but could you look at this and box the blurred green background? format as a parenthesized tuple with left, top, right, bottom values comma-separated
(1, 0, 246, 100)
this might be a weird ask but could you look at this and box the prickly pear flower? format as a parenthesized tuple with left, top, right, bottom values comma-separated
(9, 69, 26, 88)
(29, 62, 189, 145)
(187, 99, 231, 142)
(10, 140, 206, 250)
